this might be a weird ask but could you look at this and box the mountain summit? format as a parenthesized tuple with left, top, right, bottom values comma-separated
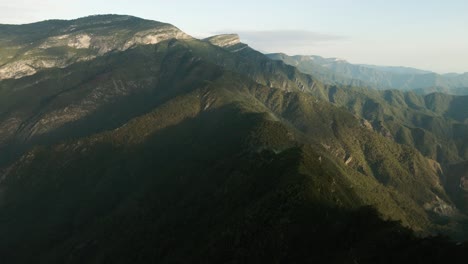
(204, 34, 241, 47)
(0, 15, 191, 79)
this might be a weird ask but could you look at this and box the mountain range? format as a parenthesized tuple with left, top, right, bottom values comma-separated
(267, 53, 468, 95)
(0, 15, 467, 263)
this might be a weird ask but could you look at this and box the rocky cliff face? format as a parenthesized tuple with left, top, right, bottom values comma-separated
(0, 15, 192, 80)
(204, 34, 241, 48)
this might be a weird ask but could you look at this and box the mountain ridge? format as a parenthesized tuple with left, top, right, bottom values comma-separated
(0, 15, 467, 263)
(267, 53, 468, 95)
(0, 14, 192, 80)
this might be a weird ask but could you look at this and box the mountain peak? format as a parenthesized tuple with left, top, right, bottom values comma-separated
(204, 34, 241, 48)
(0, 15, 192, 79)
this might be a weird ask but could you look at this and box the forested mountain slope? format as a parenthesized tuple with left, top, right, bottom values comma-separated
(0, 15, 467, 263)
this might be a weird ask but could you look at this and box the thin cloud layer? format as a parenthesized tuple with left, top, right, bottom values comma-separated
(0, 1, 73, 24)
(229, 30, 347, 53)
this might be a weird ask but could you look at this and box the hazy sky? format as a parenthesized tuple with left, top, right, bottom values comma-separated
(1, 0, 467, 73)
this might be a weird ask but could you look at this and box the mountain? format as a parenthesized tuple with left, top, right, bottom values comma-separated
(267, 53, 468, 95)
(1, 15, 468, 263)
(358, 64, 432, 75)
(317, 87, 468, 164)
(0, 15, 191, 80)
(257, 54, 468, 165)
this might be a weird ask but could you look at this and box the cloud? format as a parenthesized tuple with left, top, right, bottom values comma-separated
(0, 4, 39, 24)
(238, 30, 346, 44)
(0, 1, 70, 24)
(214, 30, 348, 54)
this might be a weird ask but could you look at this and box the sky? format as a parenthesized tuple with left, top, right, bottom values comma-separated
(1, 0, 467, 73)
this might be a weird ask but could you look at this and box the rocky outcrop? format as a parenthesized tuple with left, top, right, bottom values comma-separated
(122, 27, 191, 51)
(0, 61, 37, 80)
(423, 195, 457, 217)
(204, 34, 241, 48)
(38, 33, 92, 49)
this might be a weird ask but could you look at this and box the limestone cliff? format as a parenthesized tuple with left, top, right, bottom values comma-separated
(204, 34, 241, 48)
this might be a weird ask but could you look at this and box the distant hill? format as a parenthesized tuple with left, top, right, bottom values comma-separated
(267, 53, 468, 95)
